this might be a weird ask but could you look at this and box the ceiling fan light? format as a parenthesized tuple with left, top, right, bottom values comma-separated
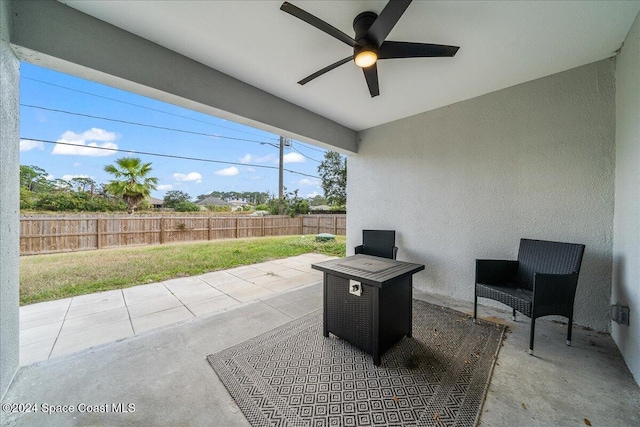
(354, 49, 378, 68)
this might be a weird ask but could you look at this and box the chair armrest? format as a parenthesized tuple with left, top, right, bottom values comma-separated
(354, 245, 364, 254)
(476, 259, 519, 286)
(392, 246, 398, 260)
(532, 272, 579, 317)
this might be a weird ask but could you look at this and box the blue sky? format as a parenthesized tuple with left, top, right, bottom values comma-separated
(19, 63, 329, 200)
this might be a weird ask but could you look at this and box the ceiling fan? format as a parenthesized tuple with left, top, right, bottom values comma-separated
(280, 0, 460, 98)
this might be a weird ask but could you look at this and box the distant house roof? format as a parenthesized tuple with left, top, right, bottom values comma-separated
(228, 199, 248, 206)
(196, 196, 230, 206)
(147, 197, 164, 207)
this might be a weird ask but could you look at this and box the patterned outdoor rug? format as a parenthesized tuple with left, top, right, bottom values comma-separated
(207, 300, 505, 427)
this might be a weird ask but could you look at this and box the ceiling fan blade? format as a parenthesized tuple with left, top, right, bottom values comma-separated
(365, 0, 412, 46)
(362, 64, 380, 98)
(379, 41, 460, 59)
(298, 56, 353, 85)
(281, 2, 357, 47)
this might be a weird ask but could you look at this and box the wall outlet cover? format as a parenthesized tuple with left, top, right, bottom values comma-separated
(611, 304, 630, 326)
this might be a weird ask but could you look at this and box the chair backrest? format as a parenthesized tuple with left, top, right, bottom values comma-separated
(516, 239, 585, 290)
(361, 230, 396, 259)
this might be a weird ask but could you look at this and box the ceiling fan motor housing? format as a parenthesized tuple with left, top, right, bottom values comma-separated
(353, 11, 379, 66)
(353, 12, 378, 44)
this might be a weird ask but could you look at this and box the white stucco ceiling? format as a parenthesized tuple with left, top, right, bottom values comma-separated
(60, 1, 640, 131)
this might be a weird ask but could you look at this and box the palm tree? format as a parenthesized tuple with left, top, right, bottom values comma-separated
(104, 157, 158, 214)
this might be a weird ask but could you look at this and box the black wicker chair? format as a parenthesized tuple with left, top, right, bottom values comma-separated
(474, 238, 585, 355)
(354, 230, 398, 260)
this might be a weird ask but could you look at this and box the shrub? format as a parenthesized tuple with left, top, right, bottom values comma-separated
(32, 191, 128, 212)
(329, 204, 346, 214)
(174, 201, 201, 212)
(266, 190, 310, 217)
(20, 187, 35, 210)
(205, 205, 231, 212)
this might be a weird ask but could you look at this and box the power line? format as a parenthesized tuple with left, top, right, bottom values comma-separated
(21, 104, 280, 146)
(291, 144, 321, 163)
(292, 141, 327, 153)
(22, 137, 320, 179)
(22, 76, 278, 141)
(23, 77, 333, 156)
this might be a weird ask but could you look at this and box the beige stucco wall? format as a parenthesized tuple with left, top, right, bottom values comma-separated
(349, 59, 616, 332)
(613, 10, 640, 384)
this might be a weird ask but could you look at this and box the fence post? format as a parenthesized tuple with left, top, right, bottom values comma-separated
(262, 216, 265, 237)
(334, 216, 338, 235)
(317, 216, 320, 234)
(96, 218, 102, 249)
(208, 216, 212, 241)
(299, 216, 303, 235)
(236, 217, 240, 238)
(160, 216, 165, 244)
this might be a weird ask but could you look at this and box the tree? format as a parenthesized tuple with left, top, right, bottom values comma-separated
(104, 157, 158, 214)
(19, 164, 128, 212)
(307, 194, 328, 206)
(317, 151, 346, 206)
(286, 189, 310, 216)
(245, 191, 270, 205)
(50, 178, 72, 192)
(69, 177, 96, 194)
(20, 165, 49, 191)
(266, 189, 309, 217)
(163, 190, 191, 208)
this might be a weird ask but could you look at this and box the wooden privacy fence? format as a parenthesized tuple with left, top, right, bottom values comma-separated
(20, 214, 346, 255)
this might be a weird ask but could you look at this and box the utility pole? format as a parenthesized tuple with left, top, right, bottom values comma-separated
(278, 136, 285, 215)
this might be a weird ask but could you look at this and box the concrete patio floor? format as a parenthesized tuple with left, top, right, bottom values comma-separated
(18, 253, 333, 366)
(3, 261, 639, 426)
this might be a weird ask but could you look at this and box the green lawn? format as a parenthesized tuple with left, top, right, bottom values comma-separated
(19, 235, 346, 306)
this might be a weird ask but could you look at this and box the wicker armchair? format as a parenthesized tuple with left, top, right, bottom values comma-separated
(474, 238, 585, 355)
(354, 230, 398, 260)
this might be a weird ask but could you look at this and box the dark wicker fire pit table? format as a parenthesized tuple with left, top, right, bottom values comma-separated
(312, 254, 425, 366)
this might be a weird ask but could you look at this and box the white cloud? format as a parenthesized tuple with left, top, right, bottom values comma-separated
(214, 166, 239, 176)
(80, 128, 117, 141)
(241, 153, 275, 164)
(298, 178, 320, 186)
(173, 172, 202, 183)
(244, 152, 304, 165)
(45, 174, 55, 181)
(306, 191, 320, 198)
(283, 152, 305, 163)
(62, 174, 92, 181)
(157, 184, 173, 191)
(20, 139, 44, 151)
(52, 128, 119, 157)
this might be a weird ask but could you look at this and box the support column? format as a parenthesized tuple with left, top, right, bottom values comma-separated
(1, 0, 21, 399)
